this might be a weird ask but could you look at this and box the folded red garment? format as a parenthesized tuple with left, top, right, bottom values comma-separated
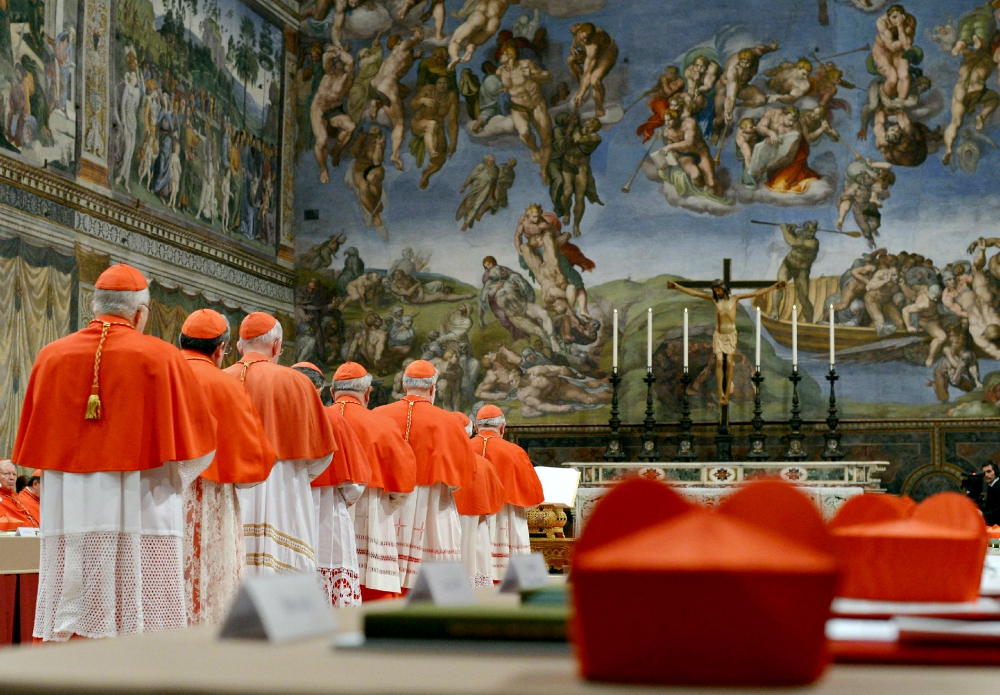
(571, 478, 839, 687)
(829, 493, 987, 603)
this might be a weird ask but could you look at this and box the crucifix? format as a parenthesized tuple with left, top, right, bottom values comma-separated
(668, 259, 784, 459)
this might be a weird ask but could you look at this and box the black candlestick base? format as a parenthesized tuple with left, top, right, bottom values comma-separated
(638, 368, 661, 462)
(822, 366, 846, 461)
(785, 367, 807, 461)
(747, 368, 769, 461)
(603, 366, 626, 462)
(675, 368, 697, 461)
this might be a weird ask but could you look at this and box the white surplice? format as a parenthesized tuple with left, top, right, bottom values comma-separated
(395, 482, 462, 589)
(490, 504, 532, 582)
(183, 477, 245, 626)
(35, 453, 213, 641)
(460, 513, 494, 588)
(354, 488, 407, 593)
(314, 481, 365, 607)
(237, 456, 332, 575)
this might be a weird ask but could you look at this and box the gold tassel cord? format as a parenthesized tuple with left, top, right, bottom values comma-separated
(404, 400, 415, 442)
(85, 322, 112, 420)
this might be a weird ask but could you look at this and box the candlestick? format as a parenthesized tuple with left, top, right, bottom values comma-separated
(683, 308, 689, 370)
(747, 367, 769, 461)
(755, 307, 761, 369)
(612, 309, 618, 370)
(785, 367, 806, 461)
(647, 308, 653, 368)
(822, 366, 845, 461)
(792, 304, 798, 369)
(639, 367, 661, 462)
(603, 366, 626, 462)
(675, 368, 696, 461)
(829, 304, 835, 368)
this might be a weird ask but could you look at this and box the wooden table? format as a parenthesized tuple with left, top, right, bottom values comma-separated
(0, 613, 996, 694)
(0, 535, 39, 645)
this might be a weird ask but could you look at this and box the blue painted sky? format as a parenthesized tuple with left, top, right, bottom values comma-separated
(294, 0, 1000, 289)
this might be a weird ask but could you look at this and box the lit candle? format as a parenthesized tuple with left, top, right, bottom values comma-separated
(647, 308, 653, 369)
(755, 307, 761, 371)
(683, 308, 689, 372)
(612, 309, 618, 370)
(829, 304, 835, 369)
(792, 304, 798, 370)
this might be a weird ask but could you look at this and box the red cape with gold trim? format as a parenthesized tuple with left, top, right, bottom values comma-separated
(473, 433, 544, 508)
(312, 405, 372, 488)
(181, 351, 277, 484)
(374, 396, 475, 489)
(332, 396, 416, 493)
(13, 317, 217, 473)
(223, 354, 338, 462)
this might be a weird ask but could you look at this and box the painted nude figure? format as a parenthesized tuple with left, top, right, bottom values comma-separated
(497, 45, 553, 184)
(567, 22, 618, 117)
(370, 28, 424, 171)
(311, 43, 355, 184)
(668, 279, 784, 406)
(448, 0, 514, 71)
(872, 4, 917, 100)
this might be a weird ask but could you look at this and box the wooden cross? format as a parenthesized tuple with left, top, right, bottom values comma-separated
(669, 259, 779, 460)
(681, 258, 775, 293)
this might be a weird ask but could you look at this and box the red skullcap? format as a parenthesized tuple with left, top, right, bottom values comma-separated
(404, 360, 437, 378)
(94, 263, 148, 291)
(333, 362, 368, 380)
(476, 404, 504, 421)
(181, 309, 228, 340)
(240, 312, 278, 340)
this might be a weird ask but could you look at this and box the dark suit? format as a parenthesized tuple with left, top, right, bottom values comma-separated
(984, 479, 1000, 526)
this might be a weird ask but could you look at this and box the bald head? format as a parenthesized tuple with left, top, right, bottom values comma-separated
(0, 461, 16, 492)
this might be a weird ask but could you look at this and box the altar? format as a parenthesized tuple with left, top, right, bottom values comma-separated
(530, 460, 886, 571)
(567, 459, 885, 530)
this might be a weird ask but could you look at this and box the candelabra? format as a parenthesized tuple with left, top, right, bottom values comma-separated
(785, 367, 806, 461)
(822, 366, 846, 461)
(638, 367, 661, 461)
(603, 366, 626, 462)
(747, 368, 769, 461)
(675, 368, 697, 461)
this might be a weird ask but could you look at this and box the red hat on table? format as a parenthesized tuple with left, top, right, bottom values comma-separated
(828, 492, 986, 603)
(333, 362, 368, 380)
(240, 312, 277, 340)
(404, 360, 437, 378)
(95, 263, 148, 291)
(181, 309, 228, 339)
(572, 478, 838, 687)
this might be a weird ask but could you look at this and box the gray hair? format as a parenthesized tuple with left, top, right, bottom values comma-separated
(238, 322, 283, 355)
(402, 373, 438, 390)
(293, 366, 325, 390)
(333, 374, 373, 393)
(476, 415, 506, 429)
(91, 288, 150, 320)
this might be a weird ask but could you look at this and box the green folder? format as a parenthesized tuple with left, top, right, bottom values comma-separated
(363, 604, 568, 642)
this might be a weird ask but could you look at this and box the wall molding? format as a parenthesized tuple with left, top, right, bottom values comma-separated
(0, 159, 295, 300)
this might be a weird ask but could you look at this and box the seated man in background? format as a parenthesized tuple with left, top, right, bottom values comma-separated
(0, 460, 38, 530)
(983, 462, 1000, 526)
(17, 469, 41, 526)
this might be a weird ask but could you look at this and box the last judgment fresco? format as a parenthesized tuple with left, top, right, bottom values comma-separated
(292, 0, 1000, 425)
(111, 0, 284, 252)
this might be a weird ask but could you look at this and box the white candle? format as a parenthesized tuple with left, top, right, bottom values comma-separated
(647, 308, 653, 369)
(829, 304, 835, 368)
(683, 308, 689, 371)
(755, 307, 761, 371)
(612, 309, 618, 370)
(792, 304, 798, 370)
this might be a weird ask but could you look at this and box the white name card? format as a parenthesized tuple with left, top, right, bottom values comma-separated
(408, 562, 477, 606)
(14, 527, 38, 537)
(498, 553, 550, 593)
(218, 573, 337, 643)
